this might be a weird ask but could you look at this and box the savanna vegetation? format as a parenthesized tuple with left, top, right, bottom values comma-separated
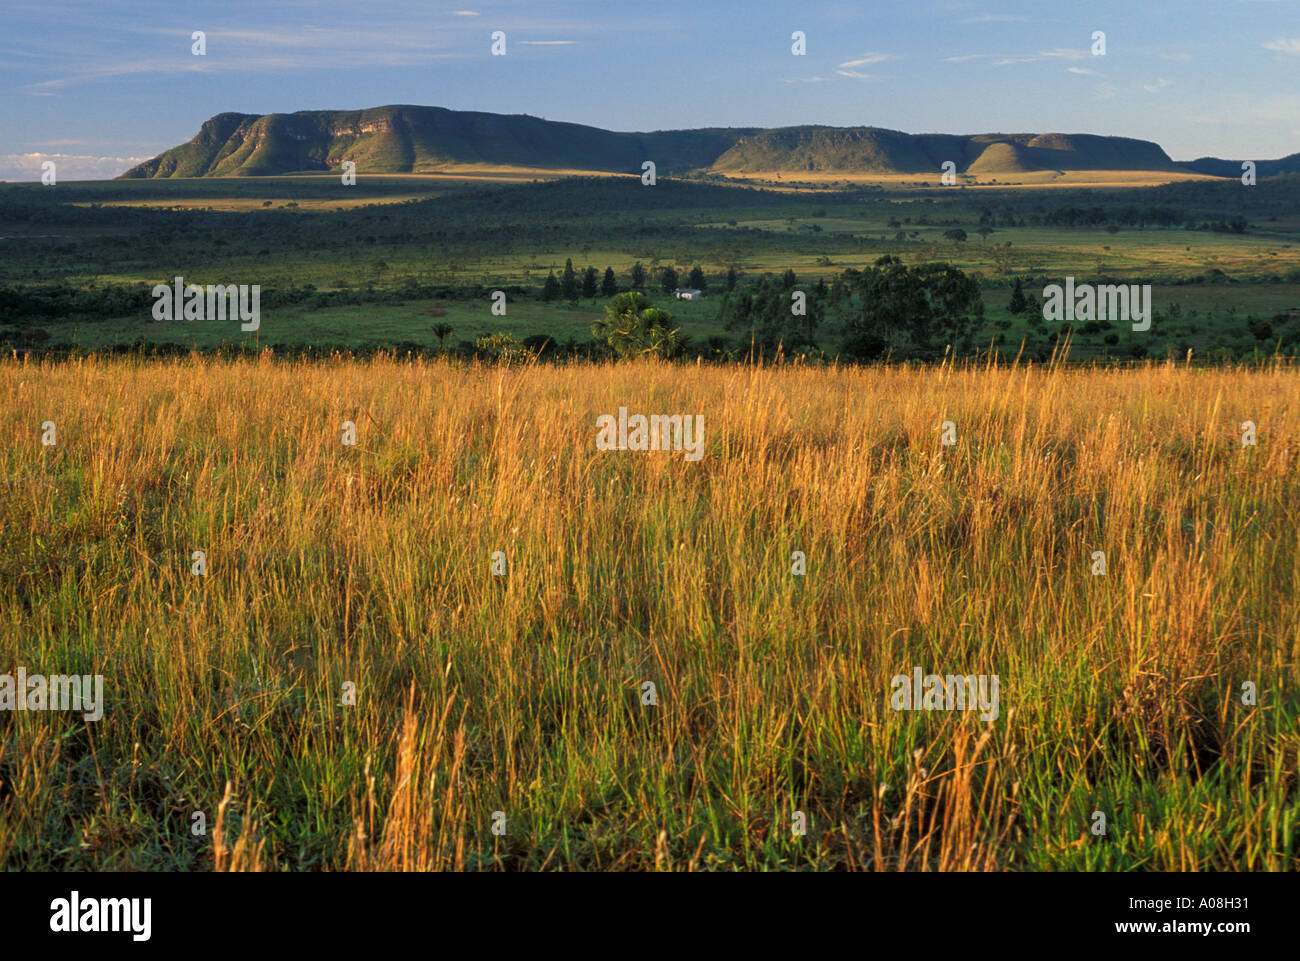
(2, 161, 1297, 872)
(1, 354, 1296, 870)
(3, 173, 1300, 363)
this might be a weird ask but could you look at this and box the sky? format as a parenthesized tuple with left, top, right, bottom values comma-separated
(3, 0, 1299, 180)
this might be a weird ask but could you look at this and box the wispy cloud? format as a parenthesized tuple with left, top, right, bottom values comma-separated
(34, 137, 160, 149)
(1262, 37, 1300, 55)
(835, 69, 883, 80)
(837, 52, 896, 68)
(1067, 66, 1101, 76)
(24, 46, 463, 93)
(23, 21, 475, 93)
(127, 25, 438, 50)
(957, 13, 1028, 23)
(990, 47, 1091, 67)
(1144, 78, 1173, 92)
(1039, 48, 1092, 61)
(784, 76, 828, 84)
(24, 60, 210, 94)
(450, 10, 480, 15)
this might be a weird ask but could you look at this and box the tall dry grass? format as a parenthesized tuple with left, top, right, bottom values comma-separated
(0, 352, 1296, 870)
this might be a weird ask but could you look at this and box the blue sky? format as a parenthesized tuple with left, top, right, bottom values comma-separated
(3, 0, 1299, 180)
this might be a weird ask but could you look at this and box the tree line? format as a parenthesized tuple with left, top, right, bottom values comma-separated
(541, 258, 729, 302)
(590, 256, 984, 361)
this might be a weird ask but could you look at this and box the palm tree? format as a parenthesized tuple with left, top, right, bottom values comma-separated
(432, 323, 454, 349)
(591, 292, 681, 359)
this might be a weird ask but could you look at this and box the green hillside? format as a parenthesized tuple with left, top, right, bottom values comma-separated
(121, 105, 1272, 181)
(1182, 152, 1300, 178)
(121, 105, 760, 179)
(711, 127, 1181, 174)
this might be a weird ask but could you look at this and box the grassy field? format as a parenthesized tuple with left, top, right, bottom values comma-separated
(6, 173, 1300, 364)
(717, 169, 1224, 189)
(1, 354, 1296, 870)
(57, 298, 728, 352)
(29, 285, 1300, 367)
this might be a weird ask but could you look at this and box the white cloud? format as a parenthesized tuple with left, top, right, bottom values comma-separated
(784, 76, 828, 84)
(1039, 48, 1091, 61)
(24, 47, 463, 92)
(989, 47, 1091, 67)
(837, 53, 896, 68)
(1067, 67, 1101, 76)
(450, 10, 480, 15)
(1144, 77, 1173, 92)
(1262, 37, 1300, 55)
(0, 152, 151, 182)
(836, 69, 882, 80)
(128, 25, 439, 50)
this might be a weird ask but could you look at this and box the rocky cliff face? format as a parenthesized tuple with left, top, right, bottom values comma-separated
(711, 126, 1179, 174)
(119, 106, 1204, 179)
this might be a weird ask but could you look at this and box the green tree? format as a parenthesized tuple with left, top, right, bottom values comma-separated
(630, 261, 646, 290)
(687, 265, 706, 290)
(591, 292, 681, 359)
(913, 261, 984, 348)
(943, 228, 968, 245)
(601, 266, 618, 297)
(661, 265, 679, 294)
(432, 322, 454, 349)
(542, 271, 561, 302)
(719, 274, 820, 352)
(1008, 277, 1027, 315)
(582, 266, 599, 299)
(725, 266, 739, 292)
(562, 258, 579, 301)
(836, 255, 982, 358)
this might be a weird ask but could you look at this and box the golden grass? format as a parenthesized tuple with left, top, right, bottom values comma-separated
(70, 196, 440, 213)
(0, 353, 1296, 870)
(717, 169, 1226, 189)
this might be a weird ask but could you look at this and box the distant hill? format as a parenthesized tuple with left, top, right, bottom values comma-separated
(120, 105, 760, 179)
(709, 128, 1180, 174)
(119, 105, 1291, 180)
(1179, 153, 1300, 179)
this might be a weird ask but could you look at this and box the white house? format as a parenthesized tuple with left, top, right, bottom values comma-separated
(675, 288, 704, 301)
